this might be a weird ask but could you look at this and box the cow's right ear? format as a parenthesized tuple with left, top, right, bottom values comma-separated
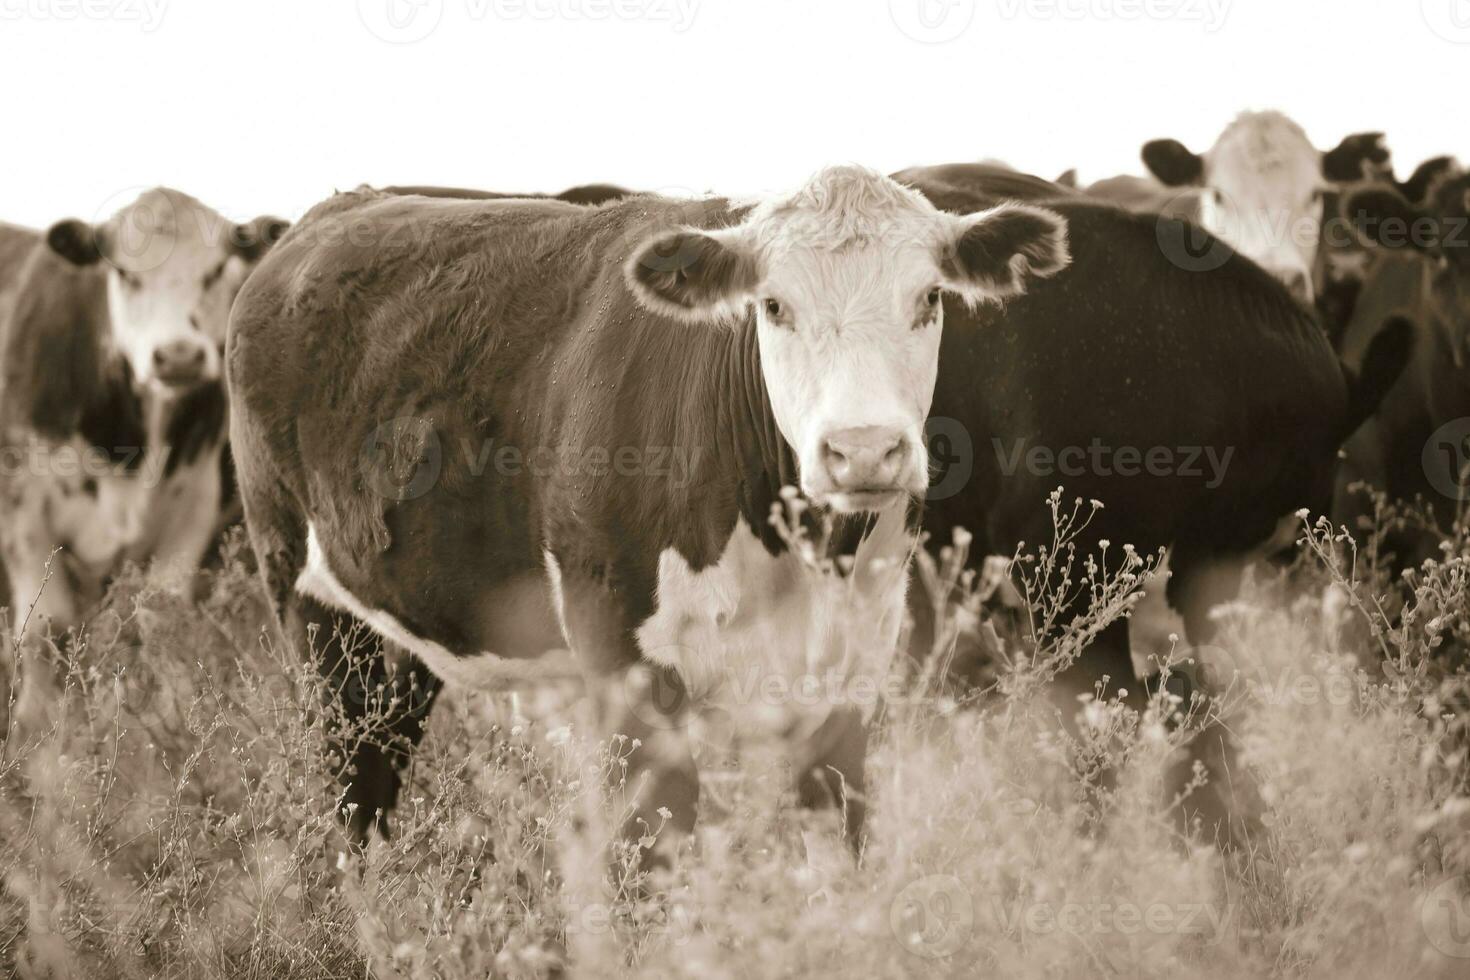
(625, 228, 760, 322)
(941, 203, 1070, 305)
(46, 218, 104, 266)
(230, 215, 292, 262)
(1341, 186, 1432, 251)
(1322, 131, 1391, 183)
(1142, 139, 1204, 187)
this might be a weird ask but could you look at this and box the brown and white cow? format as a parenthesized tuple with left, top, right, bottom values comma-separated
(228, 166, 1070, 852)
(1089, 111, 1391, 313)
(0, 188, 287, 638)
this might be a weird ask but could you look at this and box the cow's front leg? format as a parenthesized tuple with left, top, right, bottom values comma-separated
(142, 448, 224, 598)
(555, 569, 699, 865)
(792, 704, 868, 852)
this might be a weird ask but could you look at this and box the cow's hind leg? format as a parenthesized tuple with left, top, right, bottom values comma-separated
(1165, 543, 1261, 850)
(289, 593, 442, 844)
(234, 440, 441, 846)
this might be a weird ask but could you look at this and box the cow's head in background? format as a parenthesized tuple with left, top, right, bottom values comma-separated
(1142, 111, 1390, 303)
(626, 165, 1070, 513)
(1345, 164, 1470, 366)
(45, 188, 289, 390)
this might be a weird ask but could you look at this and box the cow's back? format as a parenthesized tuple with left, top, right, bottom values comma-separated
(911, 179, 1347, 561)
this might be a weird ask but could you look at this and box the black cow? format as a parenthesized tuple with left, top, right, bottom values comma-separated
(226, 167, 1071, 852)
(1334, 164, 1470, 564)
(896, 162, 1410, 833)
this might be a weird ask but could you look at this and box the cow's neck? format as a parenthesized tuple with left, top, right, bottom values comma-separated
(715, 316, 800, 554)
(706, 318, 878, 563)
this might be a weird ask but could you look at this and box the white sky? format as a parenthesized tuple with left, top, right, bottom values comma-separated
(1, 0, 1464, 228)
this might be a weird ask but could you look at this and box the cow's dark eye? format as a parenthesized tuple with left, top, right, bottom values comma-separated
(201, 261, 227, 291)
(117, 270, 142, 289)
(763, 298, 783, 319)
(926, 287, 942, 307)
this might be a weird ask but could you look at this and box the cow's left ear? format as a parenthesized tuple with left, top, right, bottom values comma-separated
(625, 227, 760, 322)
(1142, 139, 1204, 187)
(230, 215, 291, 262)
(1322, 132, 1391, 183)
(941, 203, 1070, 304)
(46, 218, 104, 266)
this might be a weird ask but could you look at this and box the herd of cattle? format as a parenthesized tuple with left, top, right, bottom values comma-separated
(0, 108, 1465, 855)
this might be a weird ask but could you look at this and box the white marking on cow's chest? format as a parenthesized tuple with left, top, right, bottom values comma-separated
(45, 442, 153, 576)
(294, 524, 577, 687)
(635, 508, 915, 734)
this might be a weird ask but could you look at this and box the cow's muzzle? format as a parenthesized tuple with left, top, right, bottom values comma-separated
(815, 425, 916, 512)
(152, 339, 209, 387)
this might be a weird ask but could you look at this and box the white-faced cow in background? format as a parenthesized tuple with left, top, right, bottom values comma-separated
(0, 188, 287, 639)
(1089, 110, 1391, 314)
(227, 167, 1070, 853)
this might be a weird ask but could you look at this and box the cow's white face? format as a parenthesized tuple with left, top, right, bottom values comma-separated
(1144, 112, 1390, 304)
(46, 188, 288, 391)
(627, 166, 1070, 513)
(1198, 123, 1325, 301)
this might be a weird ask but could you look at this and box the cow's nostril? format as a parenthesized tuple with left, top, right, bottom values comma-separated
(823, 441, 849, 478)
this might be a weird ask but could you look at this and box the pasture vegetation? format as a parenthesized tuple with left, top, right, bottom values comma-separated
(1, 494, 1468, 980)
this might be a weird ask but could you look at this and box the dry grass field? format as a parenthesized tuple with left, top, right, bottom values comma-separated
(1, 494, 1468, 979)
